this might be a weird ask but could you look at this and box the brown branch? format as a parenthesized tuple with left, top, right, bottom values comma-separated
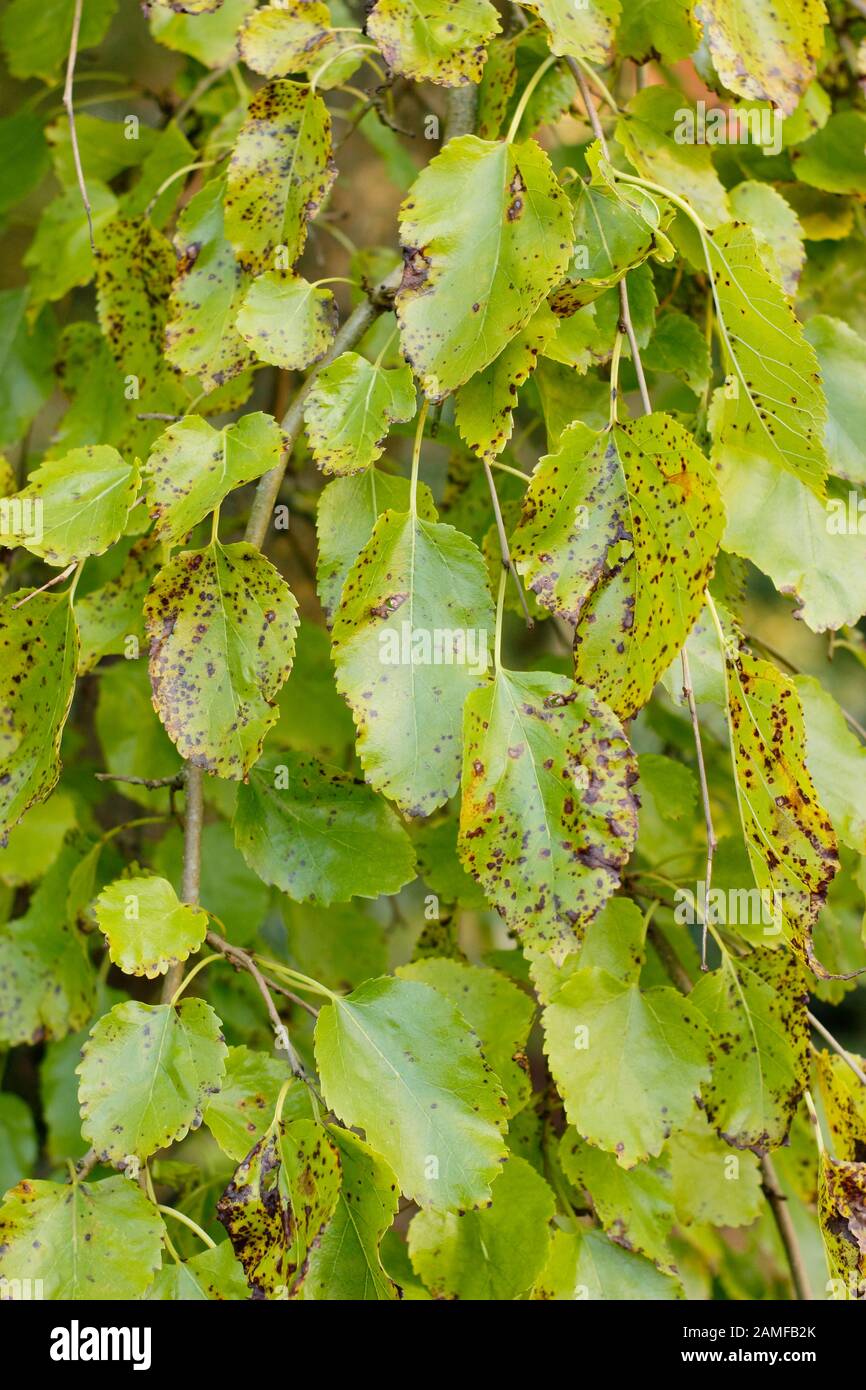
(206, 930, 317, 1085)
(63, 0, 94, 253)
(808, 1010, 866, 1087)
(483, 457, 534, 630)
(760, 1155, 813, 1301)
(95, 771, 185, 791)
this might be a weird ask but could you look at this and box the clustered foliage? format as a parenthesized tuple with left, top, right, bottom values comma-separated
(0, 0, 866, 1303)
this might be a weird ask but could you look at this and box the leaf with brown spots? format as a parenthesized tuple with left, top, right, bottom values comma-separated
(239, 0, 363, 88)
(815, 1049, 866, 1164)
(720, 649, 840, 971)
(520, 0, 619, 64)
(204, 1046, 307, 1163)
(303, 350, 417, 476)
(236, 270, 337, 369)
(331, 510, 494, 817)
(144, 540, 298, 780)
(0, 446, 138, 568)
(232, 750, 416, 904)
(695, 0, 827, 116)
(818, 1152, 866, 1294)
(368, 0, 500, 88)
(560, 1132, 677, 1273)
(0, 590, 78, 845)
(454, 302, 558, 460)
(304, 1127, 401, 1301)
(458, 668, 638, 962)
(77, 997, 227, 1167)
(165, 177, 255, 394)
(689, 946, 809, 1152)
(144, 412, 283, 544)
(396, 134, 572, 399)
(217, 1118, 340, 1299)
(223, 79, 336, 275)
(314, 974, 508, 1210)
(511, 414, 724, 722)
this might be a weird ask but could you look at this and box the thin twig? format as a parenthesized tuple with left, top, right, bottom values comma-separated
(136, 412, 184, 422)
(72, 1149, 99, 1181)
(206, 931, 318, 1088)
(808, 1010, 866, 1087)
(12, 562, 76, 607)
(760, 1155, 813, 1301)
(681, 645, 717, 971)
(63, 0, 94, 252)
(161, 765, 204, 1002)
(95, 771, 185, 791)
(483, 457, 534, 630)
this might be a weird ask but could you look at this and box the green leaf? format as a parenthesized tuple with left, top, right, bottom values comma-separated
(520, 0, 619, 63)
(0, 592, 78, 846)
(0, 0, 116, 81)
(0, 837, 95, 1045)
(666, 1110, 764, 1227)
(815, 1049, 866, 1162)
(793, 111, 866, 196)
(146, 1239, 249, 1301)
(721, 649, 840, 968)
(76, 538, 158, 674)
(512, 414, 724, 720)
(233, 750, 416, 903)
(459, 668, 638, 960)
(0, 790, 77, 888)
(796, 675, 866, 855)
(0, 1094, 37, 1193)
(239, 1, 363, 87)
(642, 310, 711, 396)
(616, 88, 730, 228)
(94, 659, 181, 806)
(144, 412, 283, 543)
(94, 875, 208, 980)
(165, 178, 255, 393)
(695, 0, 829, 115)
(542, 964, 712, 1166)
(728, 181, 805, 296)
(0, 1176, 163, 1301)
(283, 899, 387, 991)
(304, 1127, 401, 1301)
(121, 122, 196, 230)
(560, 1134, 676, 1273)
(0, 112, 49, 216)
(617, 0, 698, 62)
(0, 447, 139, 567)
(217, 1119, 341, 1298)
(690, 948, 809, 1151)
(144, 540, 298, 779)
(0, 289, 57, 448)
(409, 1153, 554, 1298)
(368, 0, 501, 86)
(303, 351, 417, 475)
(315, 468, 435, 623)
(203, 1045, 292, 1162)
(332, 511, 494, 816)
(803, 315, 866, 486)
(557, 180, 670, 312)
(23, 183, 118, 311)
(398, 958, 534, 1114)
(150, 0, 256, 66)
(224, 80, 336, 275)
(396, 134, 572, 398)
(314, 975, 508, 1210)
(532, 1226, 682, 1300)
(78, 998, 227, 1167)
(454, 305, 558, 458)
(154, 821, 270, 948)
(237, 270, 337, 369)
(706, 220, 829, 498)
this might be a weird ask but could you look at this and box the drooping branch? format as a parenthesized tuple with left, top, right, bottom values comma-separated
(63, 0, 94, 252)
(160, 764, 204, 1003)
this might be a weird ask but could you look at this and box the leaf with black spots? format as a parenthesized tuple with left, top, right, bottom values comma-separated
(237, 270, 337, 369)
(520, 0, 619, 64)
(239, 1, 363, 88)
(454, 304, 558, 459)
(695, 0, 826, 115)
(368, 0, 501, 87)
(304, 1127, 401, 1301)
(818, 1153, 866, 1293)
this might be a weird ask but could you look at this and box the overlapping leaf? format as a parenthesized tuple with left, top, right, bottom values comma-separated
(303, 351, 416, 475)
(368, 0, 500, 86)
(0, 447, 139, 567)
(695, 0, 827, 115)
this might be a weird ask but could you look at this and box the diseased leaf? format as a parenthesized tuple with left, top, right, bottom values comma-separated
(396, 134, 572, 399)
(695, 0, 828, 116)
(78, 998, 227, 1167)
(560, 1134, 677, 1273)
(224, 80, 336, 275)
(303, 351, 416, 475)
(368, 0, 501, 87)
(0, 592, 78, 846)
(815, 1050, 866, 1163)
(331, 511, 494, 816)
(237, 271, 337, 369)
(203, 1046, 299, 1163)
(0, 447, 139, 568)
(144, 540, 298, 779)
(520, 0, 619, 64)
(618, 0, 698, 62)
(314, 975, 508, 1210)
(94, 875, 209, 980)
(795, 674, 866, 855)
(532, 1226, 682, 1300)
(818, 1153, 866, 1292)
(239, 1, 363, 88)
(144, 412, 283, 543)
(728, 181, 805, 296)
(304, 1127, 401, 1301)
(455, 304, 558, 458)
(232, 750, 416, 903)
(511, 414, 724, 720)
(0, 1176, 163, 1301)
(409, 1153, 554, 1298)
(146, 1240, 249, 1301)
(459, 668, 638, 961)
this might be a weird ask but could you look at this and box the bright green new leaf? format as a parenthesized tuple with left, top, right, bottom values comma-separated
(408, 1153, 554, 1298)
(94, 875, 209, 980)
(332, 511, 494, 816)
(144, 540, 298, 779)
(368, 0, 501, 86)
(0, 592, 78, 846)
(396, 134, 572, 398)
(0, 447, 139, 567)
(224, 80, 336, 274)
(233, 750, 416, 903)
(0, 1175, 163, 1301)
(144, 412, 283, 542)
(237, 270, 337, 369)
(304, 1127, 401, 1301)
(78, 998, 227, 1167)
(303, 351, 416, 475)
(314, 975, 508, 1210)
(511, 414, 724, 720)
(459, 668, 638, 960)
